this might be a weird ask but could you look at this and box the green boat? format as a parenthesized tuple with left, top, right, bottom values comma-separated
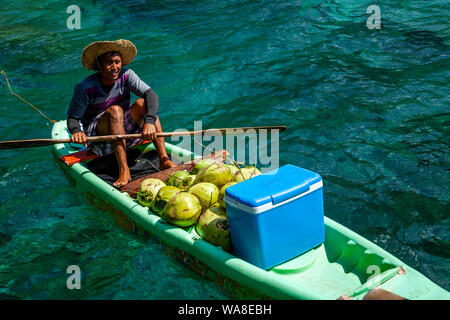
(51, 120, 449, 300)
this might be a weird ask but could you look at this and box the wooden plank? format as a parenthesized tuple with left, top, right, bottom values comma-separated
(121, 149, 230, 197)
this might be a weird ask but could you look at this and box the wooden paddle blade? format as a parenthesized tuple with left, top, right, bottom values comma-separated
(0, 139, 69, 149)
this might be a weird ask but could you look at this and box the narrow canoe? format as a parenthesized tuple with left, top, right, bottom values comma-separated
(51, 120, 449, 300)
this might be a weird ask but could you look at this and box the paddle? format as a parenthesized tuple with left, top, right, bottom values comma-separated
(0, 126, 286, 149)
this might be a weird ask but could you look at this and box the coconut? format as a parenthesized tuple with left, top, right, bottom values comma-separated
(188, 182, 220, 210)
(152, 186, 181, 216)
(218, 181, 237, 209)
(245, 166, 261, 175)
(137, 178, 166, 208)
(179, 175, 196, 191)
(161, 192, 202, 227)
(191, 159, 217, 175)
(225, 164, 240, 176)
(195, 207, 231, 251)
(233, 167, 261, 183)
(166, 170, 189, 187)
(195, 162, 233, 189)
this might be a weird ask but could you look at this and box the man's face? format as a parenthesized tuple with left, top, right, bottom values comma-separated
(99, 52, 122, 82)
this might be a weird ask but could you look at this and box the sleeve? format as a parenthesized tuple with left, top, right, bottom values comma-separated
(67, 84, 89, 119)
(143, 88, 159, 125)
(126, 69, 151, 98)
(67, 117, 82, 134)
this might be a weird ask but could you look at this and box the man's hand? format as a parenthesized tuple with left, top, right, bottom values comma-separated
(70, 131, 88, 147)
(142, 123, 157, 142)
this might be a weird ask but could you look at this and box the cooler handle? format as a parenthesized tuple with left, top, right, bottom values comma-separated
(271, 183, 310, 205)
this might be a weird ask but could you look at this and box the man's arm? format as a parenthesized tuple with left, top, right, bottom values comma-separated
(67, 84, 89, 146)
(143, 88, 159, 125)
(67, 117, 82, 134)
(66, 117, 87, 146)
(140, 88, 159, 141)
(126, 69, 159, 124)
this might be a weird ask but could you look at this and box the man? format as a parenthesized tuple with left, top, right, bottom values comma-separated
(67, 39, 175, 187)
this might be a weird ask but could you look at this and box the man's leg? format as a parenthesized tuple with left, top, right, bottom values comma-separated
(96, 105, 131, 187)
(130, 99, 176, 170)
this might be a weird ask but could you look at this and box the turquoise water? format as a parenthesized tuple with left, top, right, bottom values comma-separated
(0, 0, 449, 299)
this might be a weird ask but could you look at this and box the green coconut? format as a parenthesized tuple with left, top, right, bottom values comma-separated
(245, 166, 262, 175)
(233, 167, 261, 183)
(161, 192, 202, 227)
(179, 174, 196, 190)
(166, 170, 190, 187)
(188, 182, 220, 210)
(195, 163, 233, 189)
(225, 164, 240, 176)
(218, 181, 237, 209)
(137, 178, 166, 208)
(195, 207, 231, 251)
(191, 159, 217, 175)
(152, 186, 181, 216)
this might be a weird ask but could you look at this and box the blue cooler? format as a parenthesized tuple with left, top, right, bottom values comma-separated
(224, 164, 324, 270)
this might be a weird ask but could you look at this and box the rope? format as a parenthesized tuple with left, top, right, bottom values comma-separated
(0, 70, 56, 124)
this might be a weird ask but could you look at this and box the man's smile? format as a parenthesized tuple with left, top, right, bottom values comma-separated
(111, 70, 120, 78)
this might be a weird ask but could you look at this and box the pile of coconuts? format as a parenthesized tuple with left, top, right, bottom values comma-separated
(136, 159, 261, 252)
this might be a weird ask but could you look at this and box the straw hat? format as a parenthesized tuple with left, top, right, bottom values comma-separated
(81, 39, 137, 71)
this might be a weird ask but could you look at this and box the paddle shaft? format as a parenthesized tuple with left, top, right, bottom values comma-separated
(0, 126, 286, 149)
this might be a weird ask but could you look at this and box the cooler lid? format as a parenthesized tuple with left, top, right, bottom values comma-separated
(225, 164, 322, 208)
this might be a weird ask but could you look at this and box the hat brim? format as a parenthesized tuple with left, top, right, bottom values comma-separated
(81, 39, 137, 71)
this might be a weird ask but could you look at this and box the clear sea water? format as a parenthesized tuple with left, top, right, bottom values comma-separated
(0, 0, 448, 299)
